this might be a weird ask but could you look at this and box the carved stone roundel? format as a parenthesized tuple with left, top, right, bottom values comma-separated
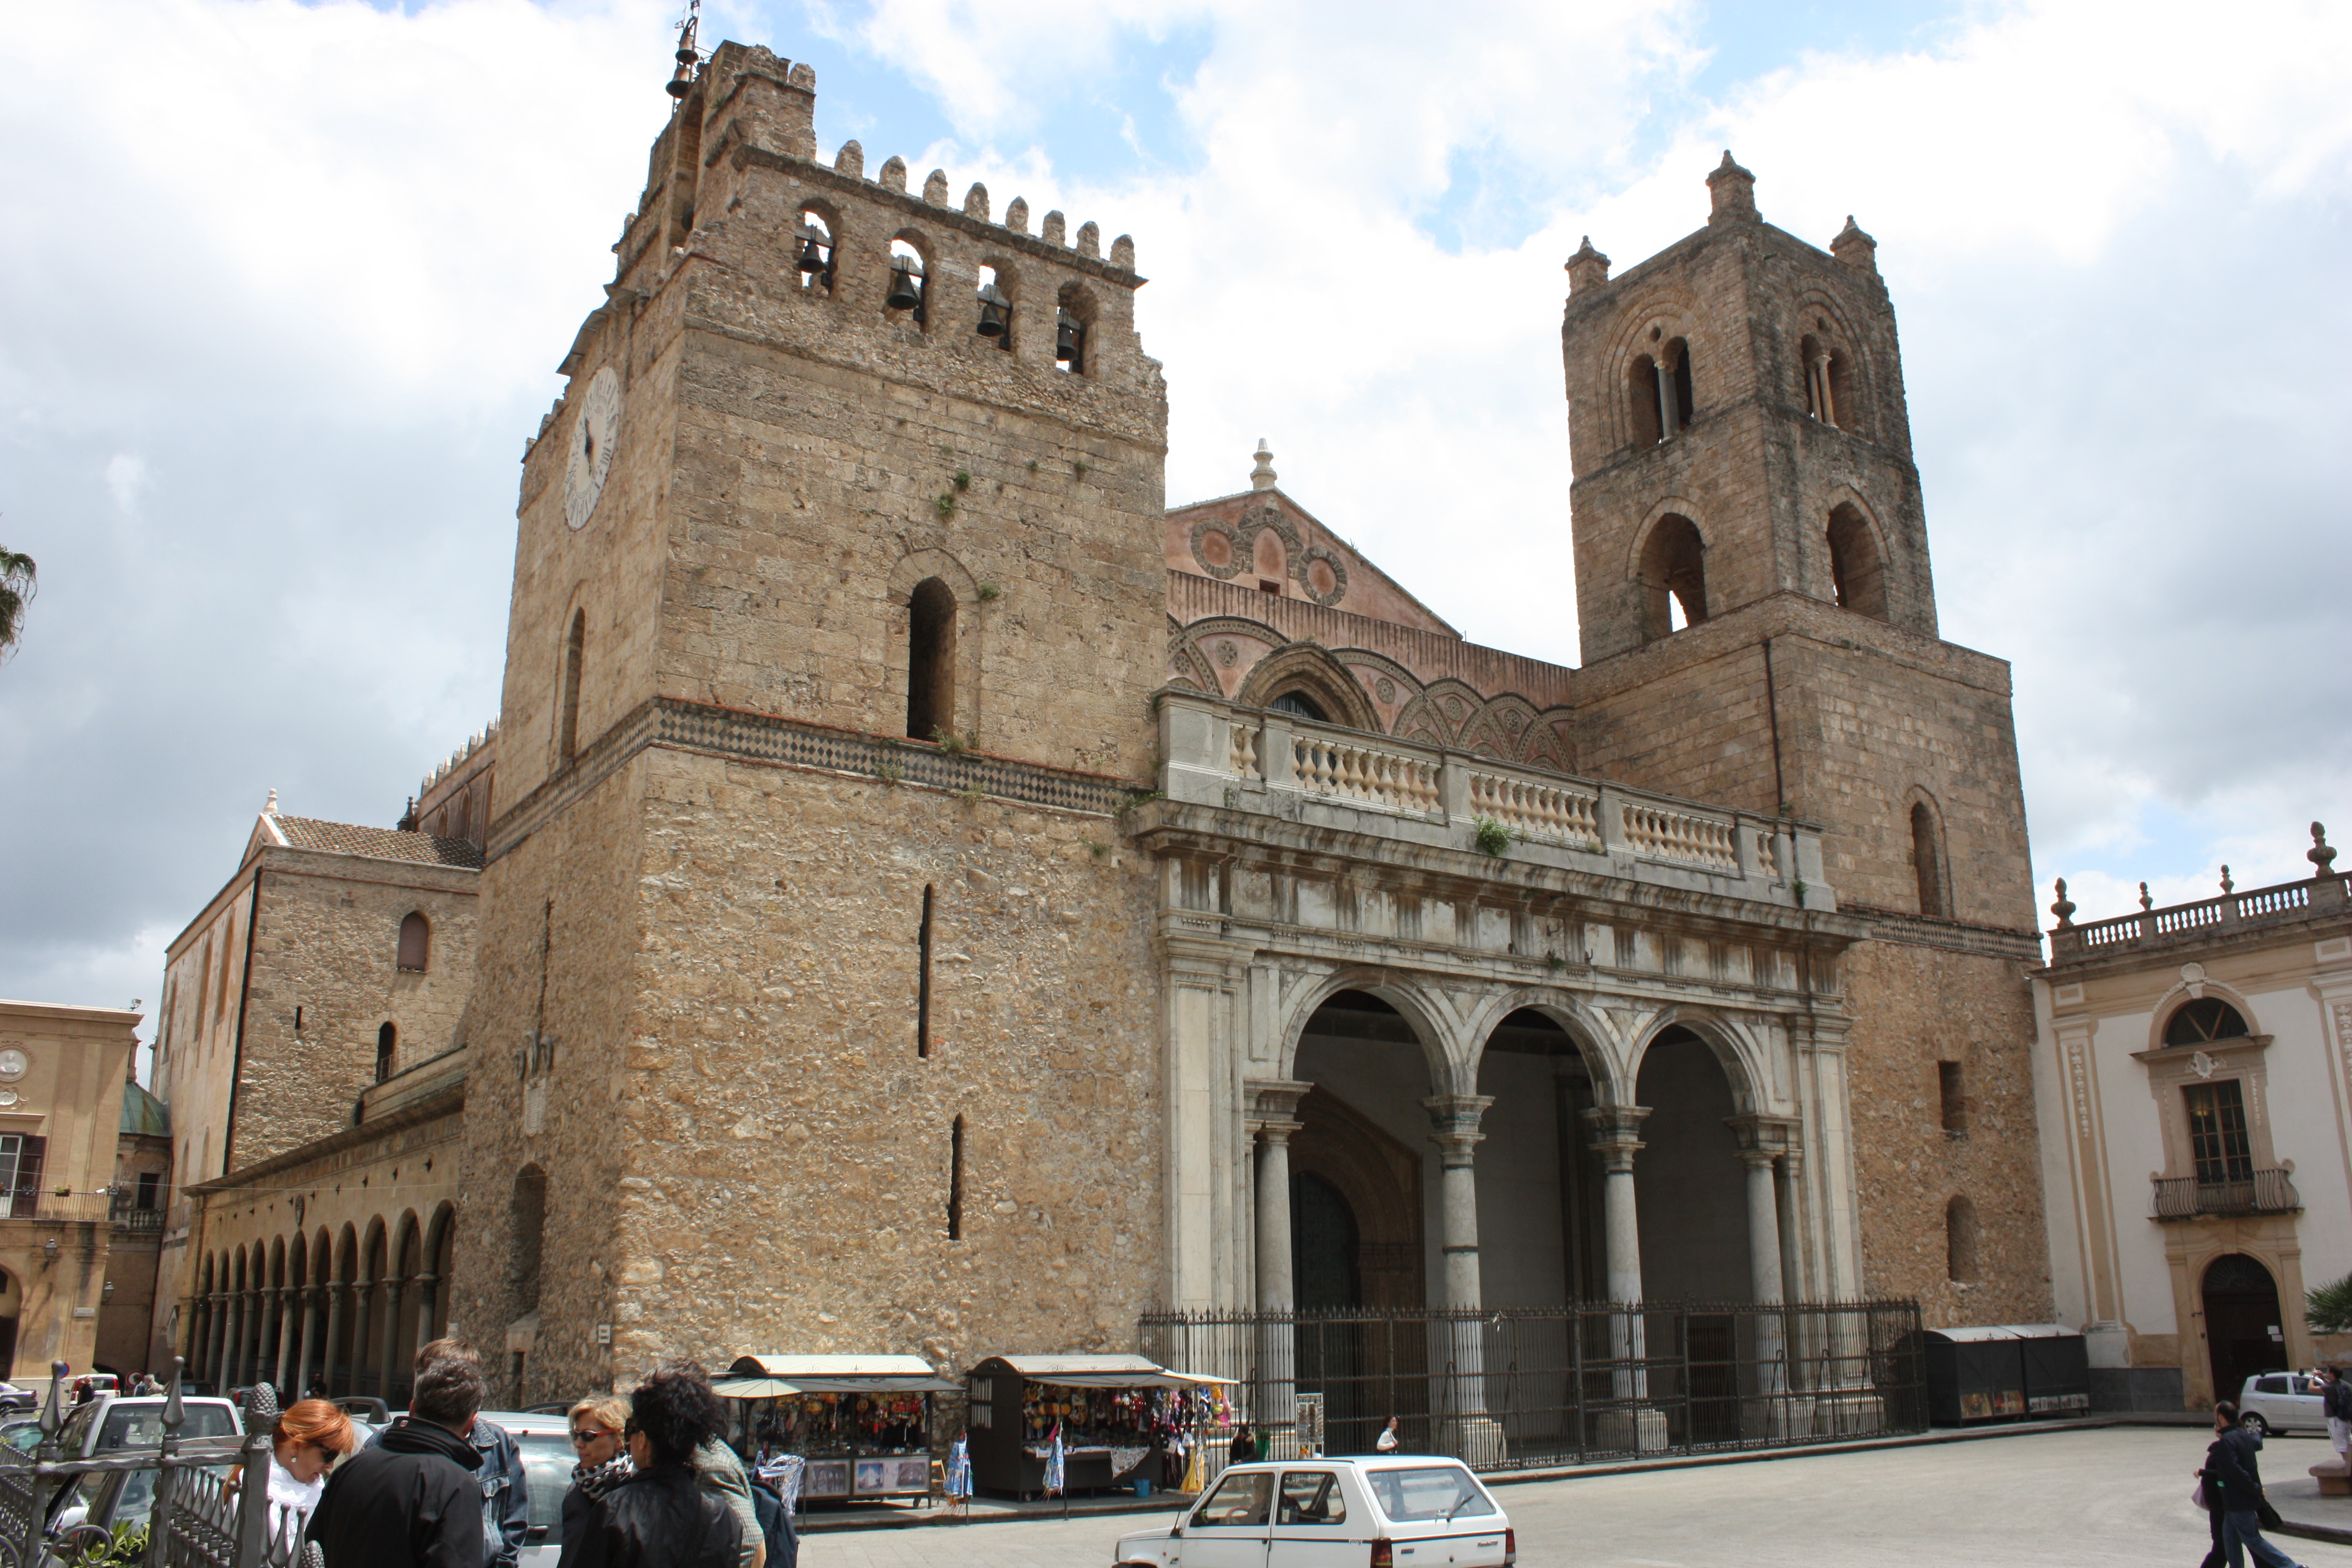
(1190, 519, 1244, 579)
(1216, 639, 1239, 667)
(564, 366, 623, 532)
(1375, 677, 1396, 704)
(1294, 544, 1348, 607)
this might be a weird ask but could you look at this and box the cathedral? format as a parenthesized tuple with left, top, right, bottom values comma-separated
(149, 40, 2051, 1419)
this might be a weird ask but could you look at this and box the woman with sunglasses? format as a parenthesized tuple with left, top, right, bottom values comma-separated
(227, 1397, 357, 1542)
(561, 1395, 634, 1549)
(560, 1365, 741, 1568)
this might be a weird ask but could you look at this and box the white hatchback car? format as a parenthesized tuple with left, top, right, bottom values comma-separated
(2238, 1372, 2328, 1436)
(1115, 1457, 1515, 1568)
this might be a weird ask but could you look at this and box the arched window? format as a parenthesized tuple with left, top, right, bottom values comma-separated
(375, 1022, 397, 1083)
(558, 611, 585, 765)
(906, 578, 957, 742)
(1628, 353, 1663, 446)
(1910, 802, 1946, 917)
(1638, 514, 1707, 640)
(1269, 691, 1329, 722)
(794, 207, 836, 295)
(1945, 1195, 1978, 1283)
(1801, 330, 1854, 429)
(1054, 284, 1092, 375)
(975, 264, 1014, 351)
(511, 1164, 548, 1313)
(396, 912, 431, 973)
(885, 237, 928, 326)
(1664, 337, 1694, 431)
(1826, 503, 1888, 620)
(2165, 998, 2251, 1047)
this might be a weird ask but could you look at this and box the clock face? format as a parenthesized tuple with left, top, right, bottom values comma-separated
(563, 366, 623, 532)
(0, 1049, 26, 1082)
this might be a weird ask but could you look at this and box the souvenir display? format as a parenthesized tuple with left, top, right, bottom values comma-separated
(743, 1390, 935, 1502)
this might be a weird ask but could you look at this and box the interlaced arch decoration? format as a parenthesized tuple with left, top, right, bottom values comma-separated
(1235, 643, 1381, 733)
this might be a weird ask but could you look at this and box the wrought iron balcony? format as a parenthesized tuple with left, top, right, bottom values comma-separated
(2151, 1168, 2300, 1219)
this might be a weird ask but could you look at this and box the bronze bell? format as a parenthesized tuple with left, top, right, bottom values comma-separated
(885, 259, 924, 312)
(666, 61, 693, 99)
(796, 230, 829, 277)
(1055, 308, 1083, 364)
(976, 282, 1011, 338)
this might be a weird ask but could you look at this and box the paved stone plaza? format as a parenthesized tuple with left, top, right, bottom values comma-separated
(803, 1429, 2352, 1567)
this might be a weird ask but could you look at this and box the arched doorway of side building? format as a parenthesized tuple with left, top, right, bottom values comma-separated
(2202, 1253, 2284, 1408)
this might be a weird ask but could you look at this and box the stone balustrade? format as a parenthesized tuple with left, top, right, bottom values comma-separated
(1158, 689, 1826, 908)
(2053, 874, 2346, 957)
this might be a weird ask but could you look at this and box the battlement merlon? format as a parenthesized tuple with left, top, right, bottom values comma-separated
(606, 42, 1143, 312)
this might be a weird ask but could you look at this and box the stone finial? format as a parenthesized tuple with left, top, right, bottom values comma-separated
(1041, 210, 1066, 246)
(2050, 878, 2076, 928)
(1110, 234, 1135, 269)
(1076, 220, 1100, 258)
(879, 155, 907, 192)
(788, 62, 816, 90)
(1706, 150, 1758, 225)
(963, 182, 989, 220)
(1250, 439, 1277, 492)
(2138, 881, 2154, 912)
(834, 140, 864, 178)
(2312, 821, 2339, 878)
(2219, 865, 2234, 895)
(264, 788, 280, 816)
(1831, 214, 1878, 274)
(1005, 197, 1029, 233)
(922, 168, 950, 205)
(1565, 235, 1610, 294)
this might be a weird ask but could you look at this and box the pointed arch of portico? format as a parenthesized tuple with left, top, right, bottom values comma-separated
(1460, 986, 1629, 1105)
(1625, 1005, 1770, 1115)
(1237, 643, 1382, 733)
(1275, 966, 1462, 1093)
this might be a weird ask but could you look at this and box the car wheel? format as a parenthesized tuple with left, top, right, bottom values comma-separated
(2241, 1413, 2269, 1437)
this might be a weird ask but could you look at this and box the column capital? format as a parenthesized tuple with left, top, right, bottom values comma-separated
(1725, 1113, 1801, 1162)
(1583, 1103, 1652, 1172)
(1245, 1078, 1313, 1135)
(1422, 1095, 1494, 1164)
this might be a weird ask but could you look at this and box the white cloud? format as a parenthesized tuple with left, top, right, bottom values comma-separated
(105, 454, 148, 515)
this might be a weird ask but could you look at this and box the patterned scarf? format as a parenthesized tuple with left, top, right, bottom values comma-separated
(571, 1451, 635, 1498)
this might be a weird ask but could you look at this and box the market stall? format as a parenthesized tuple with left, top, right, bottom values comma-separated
(963, 1354, 1234, 1500)
(719, 1354, 960, 1504)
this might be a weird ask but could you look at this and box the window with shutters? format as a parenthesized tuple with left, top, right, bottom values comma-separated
(0, 1135, 46, 1219)
(2184, 1080, 2255, 1184)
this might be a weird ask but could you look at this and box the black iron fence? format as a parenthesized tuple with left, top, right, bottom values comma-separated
(1141, 1300, 1924, 1478)
(0, 1358, 319, 1568)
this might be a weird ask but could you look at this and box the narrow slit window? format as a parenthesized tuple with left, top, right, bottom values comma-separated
(1938, 1061, 1968, 1135)
(559, 611, 586, 765)
(1911, 802, 1945, 917)
(947, 1114, 966, 1240)
(917, 884, 934, 1059)
(1945, 1195, 1978, 1283)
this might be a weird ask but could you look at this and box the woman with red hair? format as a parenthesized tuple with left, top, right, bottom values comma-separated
(230, 1397, 358, 1540)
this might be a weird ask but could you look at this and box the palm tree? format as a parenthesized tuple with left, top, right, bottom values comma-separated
(0, 546, 33, 662)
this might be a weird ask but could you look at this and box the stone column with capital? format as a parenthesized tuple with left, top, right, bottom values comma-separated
(270, 1286, 295, 1394)
(1585, 1104, 1665, 1452)
(1423, 1094, 1503, 1466)
(294, 1286, 320, 1398)
(1247, 1079, 1310, 1451)
(1728, 1114, 1798, 1425)
(322, 1283, 347, 1398)
(378, 1279, 406, 1406)
(411, 1272, 440, 1358)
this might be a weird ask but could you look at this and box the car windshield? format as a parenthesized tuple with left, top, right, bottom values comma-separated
(515, 1432, 574, 1537)
(1366, 1466, 1497, 1523)
(98, 1403, 236, 1449)
(1, 1424, 41, 1454)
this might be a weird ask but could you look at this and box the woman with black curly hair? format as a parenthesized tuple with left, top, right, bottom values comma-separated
(560, 1364, 743, 1568)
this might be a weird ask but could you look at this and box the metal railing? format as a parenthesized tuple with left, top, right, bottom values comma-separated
(1140, 1300, 1924, 1480)
(0, 1358, 320, 1568)
(2152, 1168, 2301, 1219)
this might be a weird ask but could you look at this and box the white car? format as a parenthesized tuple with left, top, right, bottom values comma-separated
(1115, 1457, 1515, 1568)
(2239, 1373, 2328, 1436)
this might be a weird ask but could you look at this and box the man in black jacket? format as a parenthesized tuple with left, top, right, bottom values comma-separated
(306, 1352, 488, 1568)
(2204, 1400, 2306, 1568)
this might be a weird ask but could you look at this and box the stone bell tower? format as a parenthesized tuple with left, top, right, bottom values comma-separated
(1561, 152, 1936, 665)
(1560, 156, 2054, 1325)
(451, 41, 1172, 1400)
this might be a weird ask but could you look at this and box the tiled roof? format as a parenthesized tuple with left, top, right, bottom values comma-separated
(270, 816, 484, 870)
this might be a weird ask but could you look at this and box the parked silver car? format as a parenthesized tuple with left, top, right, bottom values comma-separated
(2239, 1371, 2328, 1436)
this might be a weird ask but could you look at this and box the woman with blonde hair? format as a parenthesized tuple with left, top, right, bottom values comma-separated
(562, 1393, 635, 1547)
(229, 1397, 358, 1540)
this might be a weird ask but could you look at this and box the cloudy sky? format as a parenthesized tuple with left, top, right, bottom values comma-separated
(3, 0, 2347, 1064)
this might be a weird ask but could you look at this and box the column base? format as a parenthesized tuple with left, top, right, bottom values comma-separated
(1436, 1414, 1508, 1469)
(1807, 1389, 1887, 1438)
(1596, 1406, 1669, 1454)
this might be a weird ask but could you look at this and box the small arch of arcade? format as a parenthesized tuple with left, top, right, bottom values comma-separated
(1254, 977, 1807, 1324)
(184, 1200, 456, 1404)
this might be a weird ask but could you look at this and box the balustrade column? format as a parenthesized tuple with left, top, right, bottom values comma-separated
(377, 1276, 406, 1406)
